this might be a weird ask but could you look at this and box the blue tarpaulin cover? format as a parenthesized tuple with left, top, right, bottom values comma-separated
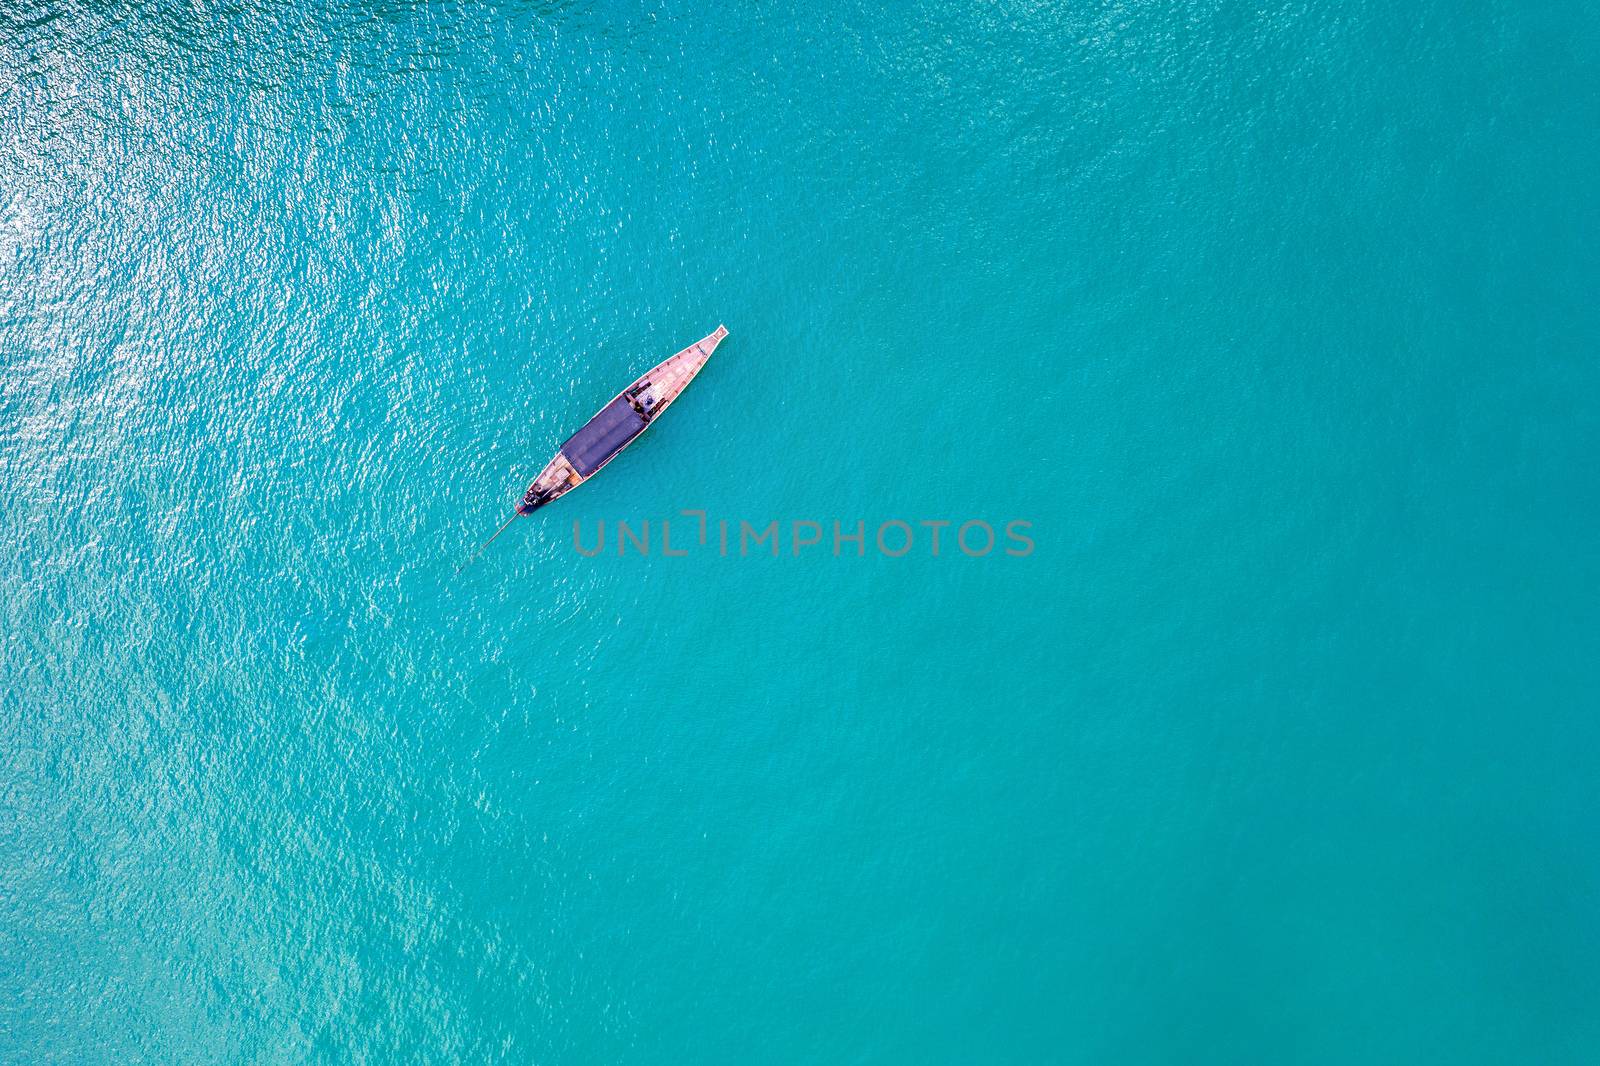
(562, 396, 648, 476)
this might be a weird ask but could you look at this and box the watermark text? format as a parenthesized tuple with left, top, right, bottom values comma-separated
(572, 511, 1034, 558)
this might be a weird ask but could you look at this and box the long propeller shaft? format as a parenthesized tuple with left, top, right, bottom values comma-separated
(457, 513, 518, 573)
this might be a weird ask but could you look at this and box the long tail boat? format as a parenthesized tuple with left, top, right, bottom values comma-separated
(516, 324, 728, 515)
(460, 325, 728, 568)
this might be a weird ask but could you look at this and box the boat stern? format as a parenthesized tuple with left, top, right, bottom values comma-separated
(518, 451, 584, 514)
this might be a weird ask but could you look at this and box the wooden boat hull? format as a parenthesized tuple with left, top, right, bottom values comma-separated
(518, 325, 727, 514)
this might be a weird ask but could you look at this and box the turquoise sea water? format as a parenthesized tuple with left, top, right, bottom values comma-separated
(3, 2, 1598, 1061)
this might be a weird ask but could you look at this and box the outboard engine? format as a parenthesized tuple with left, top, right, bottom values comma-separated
(517, 485, 552, 515)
